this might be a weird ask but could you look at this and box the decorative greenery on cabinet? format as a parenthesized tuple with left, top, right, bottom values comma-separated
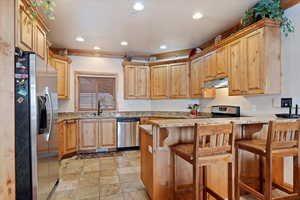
(30, 0, 56, 20)
(241, 0, 295, 36)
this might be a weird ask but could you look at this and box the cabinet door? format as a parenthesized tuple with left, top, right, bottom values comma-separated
(98, 119, 116, 149)
(124, 66, 137, 99)
(19, 6, 33, 50)
(190, 58, 203, 98)
(136, 66, 150, 98)
(228, 39, 245, 96)
(205, 52, 217, 81)
(216, 46, 228, 78)
(54, 59, 69, 99)
(244, 29, 264, 94)
(150, 65, 169, 99)
(169, 62, 189, 98)
(64, 120, 78, 154)
(79, 120, 98, 151)
(35, 25, 46, 59)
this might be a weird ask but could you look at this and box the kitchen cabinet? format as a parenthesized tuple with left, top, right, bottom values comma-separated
(204, 51, 217, 81)
(98, 119, 117, 149)
(190, 57, 205, 98)
(190, 57, 216, 99)
(228, 39, 246, 95)
(216, 46, 229, 79)
(228, 27, 281, 96)
(63, 120, 78, 155)
(79, 120, 98, 151)
(169, 62, 189, 98)
(19, 5, 34, 51)
(34, 25, 46, 59)
(16, 0, 48, 59)
(52, 55, 71, 99)
(150, 65, 169, 99)
(124, 64, 150, 99)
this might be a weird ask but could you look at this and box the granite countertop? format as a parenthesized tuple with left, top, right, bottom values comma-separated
(58, 111, 211, 123)
(148, 115, 298, 128)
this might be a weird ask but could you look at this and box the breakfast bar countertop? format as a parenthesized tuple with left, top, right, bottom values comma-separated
(148, 115, 298, 128)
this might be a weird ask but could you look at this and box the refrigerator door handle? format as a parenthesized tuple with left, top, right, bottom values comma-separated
(44, 87, 54, 141)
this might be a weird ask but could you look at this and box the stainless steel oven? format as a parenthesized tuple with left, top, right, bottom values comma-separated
(117, 117, 140, 148)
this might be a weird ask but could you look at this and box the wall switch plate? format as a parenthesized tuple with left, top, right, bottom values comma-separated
(281, 98, 292, 108)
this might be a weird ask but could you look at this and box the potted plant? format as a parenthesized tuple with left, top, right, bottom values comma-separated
(30, 0, 56, 20)
(241, 0, 295, 36)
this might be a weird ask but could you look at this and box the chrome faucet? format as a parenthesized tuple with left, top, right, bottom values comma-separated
(97, 100, 103, 116)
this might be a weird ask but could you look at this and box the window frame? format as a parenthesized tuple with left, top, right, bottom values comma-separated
(74, 71, 118, 112)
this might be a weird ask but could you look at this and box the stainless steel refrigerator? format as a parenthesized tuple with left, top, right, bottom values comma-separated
(15, 48, 59, 200)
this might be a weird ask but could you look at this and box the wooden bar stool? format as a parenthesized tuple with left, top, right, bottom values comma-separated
(235, 121, 300, 200)
(170, 123, 235, 200)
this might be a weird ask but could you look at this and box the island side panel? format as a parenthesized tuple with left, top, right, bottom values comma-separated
(143, 123, 285, 200)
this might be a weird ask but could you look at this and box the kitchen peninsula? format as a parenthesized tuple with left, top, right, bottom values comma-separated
(140, 116, 297, 200)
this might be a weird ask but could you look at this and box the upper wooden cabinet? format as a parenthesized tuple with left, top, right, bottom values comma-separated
(190, 58, 216, 99)
(228, 39, 246, 95)
(228, 26, 281, 96)
(51, 55, 71, 99)
(190, 57, 204, 98)
(16, 0, 48, 59)
(19, 5, 34, 51)
(151, 65, 169, 99)
(34, 25, 47, 59)
(204, 52, 217, 81)
(216, 46, 229, 79)
(169, 62, 189, 98)
(124, 64, 150, 99)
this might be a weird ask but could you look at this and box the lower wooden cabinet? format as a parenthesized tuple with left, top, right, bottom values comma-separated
(58, 120, 78, 159)
(98, 119, 117, 149)
(78, 119, 117, 152)
(79, 119, 98, 151)
(59, 118, 117, 159)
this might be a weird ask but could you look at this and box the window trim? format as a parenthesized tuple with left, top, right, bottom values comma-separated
(74, 71, 118, 112)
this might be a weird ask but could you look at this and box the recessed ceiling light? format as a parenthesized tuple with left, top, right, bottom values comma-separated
(94, 46, 101, 50)
(76, 36, 85, 42)
(160, 45, 167, 49)
(121, 41, 128, 46)
(193, 12, 204, 20)
(133, 2, 144, 11)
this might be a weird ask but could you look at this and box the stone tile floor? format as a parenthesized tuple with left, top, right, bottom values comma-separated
(51, 150, 285, 200)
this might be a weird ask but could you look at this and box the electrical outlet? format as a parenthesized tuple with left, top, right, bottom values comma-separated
(281, 98, 292, 108)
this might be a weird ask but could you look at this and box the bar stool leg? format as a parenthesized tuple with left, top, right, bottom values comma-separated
(171, 151, 176, 200)
(228, 161, 234, 200)
(264, 153, 272, 200)
(202, 166, 207, 200)
(293, 155, 300, 196)
(193, 162, 200, 200)
(235, 147, 240, 200)
(259, 155, 264, 194)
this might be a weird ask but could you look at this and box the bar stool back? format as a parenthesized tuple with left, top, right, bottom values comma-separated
(235, 121, 300, 200)
(171, 122, 235, 200)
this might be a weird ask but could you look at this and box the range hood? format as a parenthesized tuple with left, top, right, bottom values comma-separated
(204, 78, 229, 88)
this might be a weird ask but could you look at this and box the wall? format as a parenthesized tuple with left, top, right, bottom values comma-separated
(58, 56, 152, 112)
(0, 0, 16, 199)
(200, 3, 300, 117)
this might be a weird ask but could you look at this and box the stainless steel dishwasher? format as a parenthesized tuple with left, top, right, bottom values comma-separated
(117, 117, 140, 149)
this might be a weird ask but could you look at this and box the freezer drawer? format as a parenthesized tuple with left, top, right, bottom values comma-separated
(117, 118, 140, 148)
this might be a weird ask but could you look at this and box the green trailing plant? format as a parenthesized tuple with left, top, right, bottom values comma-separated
(241, 0, 295, 36)
(30, 0, 56, 20)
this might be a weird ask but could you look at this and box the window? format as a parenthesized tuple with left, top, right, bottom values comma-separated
(75, 72, 117, 111)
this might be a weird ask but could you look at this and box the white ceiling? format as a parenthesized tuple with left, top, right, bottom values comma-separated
(48, 0, 258, 56)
